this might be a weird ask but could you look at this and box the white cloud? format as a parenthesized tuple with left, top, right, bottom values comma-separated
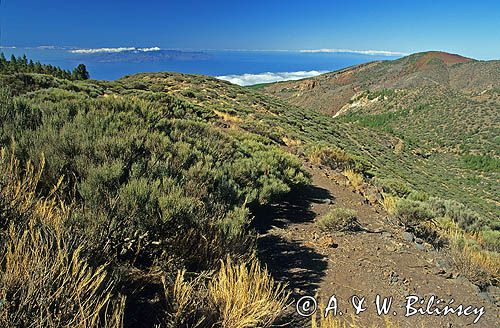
(69, 47, 161, 54)
(299, 48, 407, 56)
(0, 46, 16, 49)
(37, 45, 57, 50)
(216, 70, 327, 86)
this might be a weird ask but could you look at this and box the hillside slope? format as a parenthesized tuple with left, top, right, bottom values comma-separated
(261, 51, 500, 115)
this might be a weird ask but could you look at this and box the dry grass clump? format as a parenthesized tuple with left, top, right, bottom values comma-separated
(441, 227, 500, 287)
(208, 257, 290, 328)
(163, 270, 207, 328)
(0, 225, 124, 328)
(381, 193, 398, 215)
(343, 169, 364, 191)
(0, 150, 124, 328)
(316, 208, 360, 232)
(163, 256, 289, 328)
(308, 145, 352, 170)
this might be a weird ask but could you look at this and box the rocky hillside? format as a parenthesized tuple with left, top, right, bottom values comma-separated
(261, 51, 500, 115)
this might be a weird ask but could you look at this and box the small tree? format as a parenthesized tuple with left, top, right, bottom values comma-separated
(72, 63, 90, 80)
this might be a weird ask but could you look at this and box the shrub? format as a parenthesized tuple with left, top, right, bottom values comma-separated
(394, 199, 433, 227)
(428, 198, 487, 232)
(481, 230, 500, 252)
(447, 234, 500, 289)
(407, 190, 429, 202)
(373, 177, 412, 198)
(316, 208, 360, 232)
(307, 145, 352, 169)
(381, 194, 399, 215)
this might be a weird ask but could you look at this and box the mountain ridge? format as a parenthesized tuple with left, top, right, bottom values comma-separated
(260, 51, 500, 115)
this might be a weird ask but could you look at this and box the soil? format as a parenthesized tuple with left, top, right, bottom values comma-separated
(255, 161, 499, 327)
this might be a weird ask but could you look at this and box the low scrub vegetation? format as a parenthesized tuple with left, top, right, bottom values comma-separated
(307, 145, 353, 170)
(0, 152, 124, 328)
(0, 63, 308, 326)
(384, 186, 499, 288)
(316, 208, 360, 232)
(394, 199, 434, 227)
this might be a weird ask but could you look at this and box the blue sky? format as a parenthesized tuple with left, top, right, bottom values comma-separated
(2, 0, 500, 59)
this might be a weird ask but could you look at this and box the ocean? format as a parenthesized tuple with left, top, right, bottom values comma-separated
(0, 47, 400, 84)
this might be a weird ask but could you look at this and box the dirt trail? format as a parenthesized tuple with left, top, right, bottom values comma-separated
(255, 161, 499, 327)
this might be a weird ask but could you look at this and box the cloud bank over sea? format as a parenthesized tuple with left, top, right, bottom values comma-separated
(299, 48, 408, 56)
(69, 47, 161, 54)
(216, 70, 327, 86)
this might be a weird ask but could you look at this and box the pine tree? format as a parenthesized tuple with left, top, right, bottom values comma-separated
(72, 64, 90, 80)
(28, 59, 35, 72)
(0, 53, 6, 70)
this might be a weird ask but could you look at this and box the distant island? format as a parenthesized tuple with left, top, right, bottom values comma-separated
(71, 48, 211, 63)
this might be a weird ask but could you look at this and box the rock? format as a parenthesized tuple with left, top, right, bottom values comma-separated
(402, 231, 414, 242)
(415, 243, 425, 251)
(415, 237, 424, 244)
(435, 259, 448, 269)
(435, 268, 446, 275)
(382, 231, 392, 238)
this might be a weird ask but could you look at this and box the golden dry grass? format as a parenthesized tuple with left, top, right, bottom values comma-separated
(0, 149, 124, 328)
(343, 169, 364, 191)
(208, 256, 290, 328)
(162, 269, 206, 328)
(308, 145, 351, 169)
(444, 228, 500, 285)
(381, 193, 398, 215)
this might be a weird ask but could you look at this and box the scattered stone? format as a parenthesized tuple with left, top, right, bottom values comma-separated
(402, 231, 414, 242)
(435, 268, 446, 275)
(415, 237, 424, 244)
(435, 259, 448, 269)
(415, 243, 425, 251)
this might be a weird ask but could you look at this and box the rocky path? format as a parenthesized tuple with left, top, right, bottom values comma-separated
(255, 162, 499, 327)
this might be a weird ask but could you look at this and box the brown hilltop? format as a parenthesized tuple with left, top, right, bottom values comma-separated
(261, 51, 498, 115)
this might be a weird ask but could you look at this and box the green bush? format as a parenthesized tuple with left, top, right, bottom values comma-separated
(428, 197, 487, 232)
(395, 199, 433, 227)
(407, 190, 429, 202)
(316, 208, 359, 232)
(481, 230, 500, 252)
(374, 177, 412, 198)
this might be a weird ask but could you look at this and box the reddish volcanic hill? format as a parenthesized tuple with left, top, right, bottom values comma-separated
(261, 51, 498, 115)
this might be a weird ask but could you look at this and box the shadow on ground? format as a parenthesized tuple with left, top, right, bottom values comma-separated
(251, 184, 332, 234)
(252, 184, 331, 326)
(257, 234, 327, 294)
